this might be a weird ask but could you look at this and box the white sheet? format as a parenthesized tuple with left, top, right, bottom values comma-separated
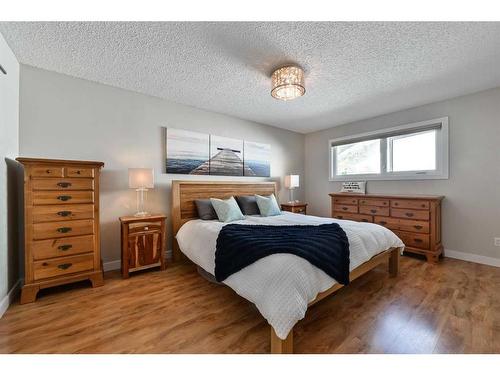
(176, 212, 404, 339)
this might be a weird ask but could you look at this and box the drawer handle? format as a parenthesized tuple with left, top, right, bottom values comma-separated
(421, 204, 426, 208)
(394, 202, 399, 206)
(57, 263, 72, 270)
(405, 212, 414, 217)
(46, 169, 52, 174)
(75, 170, 81, 175)
(414, 225, 423, 230)
(379, 221, 387, 225)
(58, 244, 72, 251)
(144, 226, 149, 231)
(414, 238, 423, 243)
(370, 209, 377, 213)
(57, 210, 72, 217)
(361, 219, 369, 222)
(57, 227, 72, 233)
(57, 195, 72, 201)
(342, 207, 348, 211)
(57, 182, 72, 188)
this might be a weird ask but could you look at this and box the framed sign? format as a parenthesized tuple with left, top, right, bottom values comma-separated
(340, 181, 366, 194)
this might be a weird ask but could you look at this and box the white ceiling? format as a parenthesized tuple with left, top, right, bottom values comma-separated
(2, 22, 500, 133)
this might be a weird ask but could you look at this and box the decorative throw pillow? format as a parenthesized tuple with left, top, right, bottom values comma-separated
(194, 199, 218, 220)
(235, 195, 261, 215)
(255, 194, 282, 217)
(210, 196, 246, 223)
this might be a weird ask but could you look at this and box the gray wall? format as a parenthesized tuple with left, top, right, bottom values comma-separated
(19, 65, 305, 265)
(0, 33, 20, 303)
(305, 87, 500, 260)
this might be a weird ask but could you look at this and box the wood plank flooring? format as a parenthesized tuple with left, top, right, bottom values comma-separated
(1, 256, 499, 353)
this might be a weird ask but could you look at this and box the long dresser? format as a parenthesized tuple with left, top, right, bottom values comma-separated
(17, 158, 105, 303)
(330, 193, 444, 263)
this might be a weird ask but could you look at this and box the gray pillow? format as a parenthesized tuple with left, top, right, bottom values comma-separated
(194, 199, 217, 220)
(235, 195, 260, 215)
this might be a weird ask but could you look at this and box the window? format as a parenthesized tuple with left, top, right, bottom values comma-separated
(330, 117, 448, 181)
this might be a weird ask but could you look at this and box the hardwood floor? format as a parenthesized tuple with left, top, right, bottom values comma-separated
(1, 255, 499, 353)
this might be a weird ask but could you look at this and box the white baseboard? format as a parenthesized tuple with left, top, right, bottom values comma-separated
(444, 248, 500, 267)
(103, 249, 173, 272)
(0, 279, 22, 318)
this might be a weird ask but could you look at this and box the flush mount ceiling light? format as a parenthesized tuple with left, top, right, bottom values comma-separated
(271, 65, 305, 101)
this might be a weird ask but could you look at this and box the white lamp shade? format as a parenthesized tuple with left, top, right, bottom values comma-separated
(129, 168, 154, 189)
(284, 175, 300, 189)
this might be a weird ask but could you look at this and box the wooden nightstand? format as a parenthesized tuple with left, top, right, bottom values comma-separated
(281, 202, 308, 215)
(119, 214, 167, 278)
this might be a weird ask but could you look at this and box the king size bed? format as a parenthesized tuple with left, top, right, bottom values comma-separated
(171, 180, 404, 354)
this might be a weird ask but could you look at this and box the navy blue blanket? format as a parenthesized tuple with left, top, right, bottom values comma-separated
(214, 223, 350, 284)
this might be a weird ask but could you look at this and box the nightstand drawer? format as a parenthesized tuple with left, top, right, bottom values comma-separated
(128, 222, 162, 235)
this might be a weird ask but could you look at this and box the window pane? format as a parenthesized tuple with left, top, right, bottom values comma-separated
(390, 130, 436, 172)
(335, 139, 381, 175)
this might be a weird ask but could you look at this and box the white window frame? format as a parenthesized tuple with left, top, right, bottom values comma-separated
(329, 117, 449, 181)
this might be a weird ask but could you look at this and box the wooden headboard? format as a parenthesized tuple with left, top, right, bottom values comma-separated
(171, 180, 278, 261)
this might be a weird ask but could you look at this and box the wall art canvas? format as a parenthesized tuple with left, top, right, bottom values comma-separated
(165, 128, 271, 177)
(165, 128, 210, 175)
(244, 141, 271, 177)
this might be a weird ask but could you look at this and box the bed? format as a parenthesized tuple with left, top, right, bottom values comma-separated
(171, 180, 404, 354)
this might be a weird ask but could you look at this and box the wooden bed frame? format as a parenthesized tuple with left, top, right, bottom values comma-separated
(171, 180, 400, 354)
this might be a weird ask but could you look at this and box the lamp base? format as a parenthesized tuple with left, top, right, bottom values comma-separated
(134, 211, 151, 217)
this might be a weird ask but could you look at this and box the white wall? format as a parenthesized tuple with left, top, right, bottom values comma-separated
(19, 65, 305, 265)
(305, 87, 500, 260)
(0, 33, 20, 309)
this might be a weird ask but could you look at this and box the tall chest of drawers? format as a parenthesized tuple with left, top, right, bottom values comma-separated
(330, 193, 444, 263)
(17, 158, 105, 303)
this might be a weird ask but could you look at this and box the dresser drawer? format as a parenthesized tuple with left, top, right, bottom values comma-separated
(374, 216, 399, 231)
(393, 230, 430, 250)
(32, 235, 95, 260)
(334, 204, 358, 213)
(391, 208, 429, 221)
(32, 178, 94, 191)
(333, 197, 358, 205)
(333, 212, 372, 223)
(359, 205, 389, 216)
(391, 199, 429, 210)
(32, 191, 94, 205)
(396, 219, 430, 234)
(33, 253, 94, 281)
(33, 204, 95, 223)
(359, 198, 389, 207)
(33, 219, 94, 240)
(66, 167, 94, 178)
(30, 166, 64, 178)
(128, 222, 162, 235)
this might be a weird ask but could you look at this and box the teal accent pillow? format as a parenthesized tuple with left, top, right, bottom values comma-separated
(255, 194, 282, 217)
(210, 196, 245, 223)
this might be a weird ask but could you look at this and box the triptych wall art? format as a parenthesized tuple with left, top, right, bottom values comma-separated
(164, 128, 271, 177)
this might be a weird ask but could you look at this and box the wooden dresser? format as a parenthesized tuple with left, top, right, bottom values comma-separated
(330, 193, 444, 263)
(16, 158, 105, 303)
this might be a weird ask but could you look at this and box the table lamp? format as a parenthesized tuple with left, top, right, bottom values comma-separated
(284, 174, 300, 203)
(129, 168, 154, 216)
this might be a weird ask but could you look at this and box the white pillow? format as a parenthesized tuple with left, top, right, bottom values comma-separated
(255, 194, 282, 217)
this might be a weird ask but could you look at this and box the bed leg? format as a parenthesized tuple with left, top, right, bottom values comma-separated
(270, 327, 293, 354)
(389, 248, 400, 277)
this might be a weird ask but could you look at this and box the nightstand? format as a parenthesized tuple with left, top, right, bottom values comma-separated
(119, 214, 167, 278)
(281, 202, 308, 215)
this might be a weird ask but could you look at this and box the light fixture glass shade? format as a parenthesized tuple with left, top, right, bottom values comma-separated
(128, 168, 154, 189)
(271, 66, 305, 101)
(284, 175, 300, 189)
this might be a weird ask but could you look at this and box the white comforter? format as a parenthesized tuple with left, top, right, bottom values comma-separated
(176, 212, 404, 339)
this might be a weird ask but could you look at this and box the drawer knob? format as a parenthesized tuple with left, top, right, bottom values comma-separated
(394, 202, 399, 206)
(414, 225, 423, 230)
(421, 204, 426, 208)
(58, 244, 72, 251)
(144, 226, 149, 231)
(342, 207, 348, 211)
(76, 170, 81, 175)
(361, 219, 369, 222)
(57, 227, 72, 233)
(405, 212, 414, 217)
(57, 263, 72, 270)
(46, 169, 52, 174)
(57, 182, 72, 188)
(57, 210, 72, 217)
(57, 195, 72, 201)
(370, 209, 377, 213)
(379, 221, 387, 225)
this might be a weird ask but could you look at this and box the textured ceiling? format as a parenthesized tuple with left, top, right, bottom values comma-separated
(2, 22, 500, 133)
